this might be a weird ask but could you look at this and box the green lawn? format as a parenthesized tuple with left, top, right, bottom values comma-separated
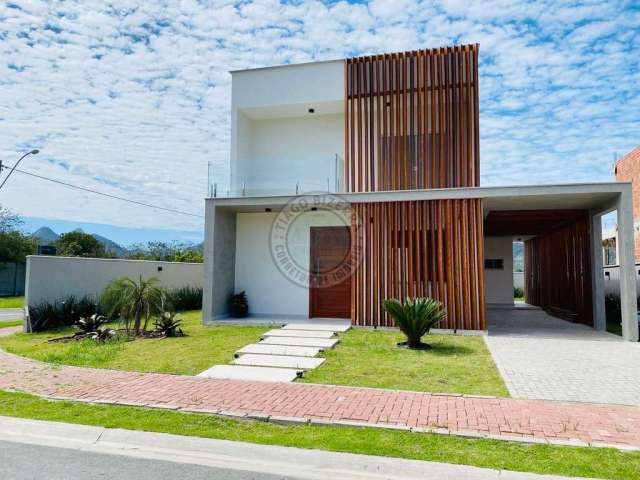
(0, 320, 23, 328)
(0, 296, 24, 308)
(302, 329, 508, 397)
(0, 311, 267, 375)
(0, 390, 637, 480)
(0, 315, 507, 396)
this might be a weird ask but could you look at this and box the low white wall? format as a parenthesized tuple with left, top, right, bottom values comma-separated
(513, 271, 524, 290)
(235, 210, 348, 318)
(483, 237, 514, 305)
(25, 256, 203, 306)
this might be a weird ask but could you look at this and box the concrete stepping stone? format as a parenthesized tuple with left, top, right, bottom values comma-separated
(197, 365, 301, 382)
(233, 354, 325, 370)
(282, 323, 350, 333)
(261, 337, 339, 348)
(235, 344, 322, 358)
(263, 329, 335, 339)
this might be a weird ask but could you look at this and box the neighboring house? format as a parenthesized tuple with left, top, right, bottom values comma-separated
(203, 45, 639, 341)
(602, 226, 618, 267)
(614, 146, 640, 262)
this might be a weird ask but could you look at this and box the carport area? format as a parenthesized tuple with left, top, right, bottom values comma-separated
(481, 183, 638, 342)
(486, 306, 640, 405)
(480, 183, 640, 404)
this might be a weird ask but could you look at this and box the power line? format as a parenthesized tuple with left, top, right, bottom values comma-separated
(0, 165, 204, 219)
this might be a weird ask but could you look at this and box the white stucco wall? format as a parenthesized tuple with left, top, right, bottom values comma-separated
(484, 237, 514, 305)
(246, 114, 344, 194)
(229, 60, 345, 195)
(234, 210, 349, 318)
(25, 256, 203, 306)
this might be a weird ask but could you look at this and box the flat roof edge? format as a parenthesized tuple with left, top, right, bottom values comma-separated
(206, 182, 627, 205)
(230, 58, 344, 74)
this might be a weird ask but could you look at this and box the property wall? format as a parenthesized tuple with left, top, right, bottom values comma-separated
(483, 237, 514, 306)
(614, 145, 640, 262)
(234, 210, 349, 318)
(25, 256, 202, 306)
(0, 262, 26, 296)
(247, 114, 344, 194)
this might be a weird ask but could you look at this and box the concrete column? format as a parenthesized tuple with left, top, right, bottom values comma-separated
(202, 201, 237, 324)
(616, 188, 639, 341)
(589, 211, 606, 331)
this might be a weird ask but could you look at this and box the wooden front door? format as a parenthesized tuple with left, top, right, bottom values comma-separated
(309, 226, 351, 318)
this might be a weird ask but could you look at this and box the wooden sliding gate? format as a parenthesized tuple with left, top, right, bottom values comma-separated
(524, 214, 593, 326)
(351, 199, 485, 330)
(344, 45, 480, 192)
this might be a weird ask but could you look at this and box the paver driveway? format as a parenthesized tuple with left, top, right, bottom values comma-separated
(486, 306, 640, 406)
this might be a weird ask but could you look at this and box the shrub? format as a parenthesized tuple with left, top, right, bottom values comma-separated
(605, 294, 621, 323)
(27, 295, 100, 332)
(230, 291, 248, 318)
(383, 297, 446, 349)
(75, 313, 108, 334)
(514, 287, 524, 299)
(166, 286, 202, 311)
(154, 311, 184, 337)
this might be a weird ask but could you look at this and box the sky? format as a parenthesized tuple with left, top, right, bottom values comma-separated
(0, 0, 638, 241)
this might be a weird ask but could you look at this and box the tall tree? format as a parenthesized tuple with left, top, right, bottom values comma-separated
(55, 231, 107, 258)
(0, 204, 22, 232)
(0, 204, 35, 262)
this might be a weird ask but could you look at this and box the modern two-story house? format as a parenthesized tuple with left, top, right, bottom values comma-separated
(203, 44, 639, 342)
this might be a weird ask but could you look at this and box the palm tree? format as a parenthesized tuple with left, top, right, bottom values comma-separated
(383, 297, 446, 349)
(102, 275, 165, 335)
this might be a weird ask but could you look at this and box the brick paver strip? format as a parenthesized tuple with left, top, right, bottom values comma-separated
(1, 327, 639, 450)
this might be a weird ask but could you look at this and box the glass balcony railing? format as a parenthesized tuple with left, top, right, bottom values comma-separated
(207, 154, 345, 198)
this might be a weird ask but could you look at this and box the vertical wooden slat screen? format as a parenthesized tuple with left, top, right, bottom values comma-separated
(352, 199, 485, 330)
(524, 215, 593, 326)
(345, 44, 479, 192)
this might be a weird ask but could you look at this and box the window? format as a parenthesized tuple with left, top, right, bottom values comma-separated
(484, 258, 504, 270)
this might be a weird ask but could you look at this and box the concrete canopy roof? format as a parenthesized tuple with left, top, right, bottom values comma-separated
(208, 182, 628, 216)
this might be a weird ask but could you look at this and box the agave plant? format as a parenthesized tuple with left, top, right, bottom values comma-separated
(88, 327, 115, 343)
(154, 311, 184, 337)
(75, 313, 107, 334)
(383, 297, 446, 349)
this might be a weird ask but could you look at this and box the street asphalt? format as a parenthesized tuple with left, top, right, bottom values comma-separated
(0, 440, 297, 480)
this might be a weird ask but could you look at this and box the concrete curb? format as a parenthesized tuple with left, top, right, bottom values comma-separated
(0, 416, 601, 480)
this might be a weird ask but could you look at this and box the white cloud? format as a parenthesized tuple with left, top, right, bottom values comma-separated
(0, 0, 638, 231)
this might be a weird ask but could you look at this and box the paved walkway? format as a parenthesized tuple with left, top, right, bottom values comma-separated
(486, 307, 640, 406)
(0, 308, 23, 322)
(1, 326, 639, 450)
(199, 320, 349, 382)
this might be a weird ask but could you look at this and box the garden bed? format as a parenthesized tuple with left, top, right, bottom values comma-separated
(0, 311, 268, 375)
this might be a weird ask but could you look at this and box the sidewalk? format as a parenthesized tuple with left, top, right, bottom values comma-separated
(0, 416, 600, 480)
(0, 308, 23, 322)
(1, 331, 640, 451)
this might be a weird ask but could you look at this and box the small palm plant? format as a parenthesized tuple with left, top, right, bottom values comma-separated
(102, 275, 165, 335)
(383, 297, 446, 349)
(154, 311, 184, 337)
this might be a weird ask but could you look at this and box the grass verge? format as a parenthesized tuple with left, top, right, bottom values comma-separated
(0, 311, 267, 375)
(0, 390, 637, 479)
(0, 296, 23, 308)
(301, 329, 509, 397)
(0, 321, 22, 328)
